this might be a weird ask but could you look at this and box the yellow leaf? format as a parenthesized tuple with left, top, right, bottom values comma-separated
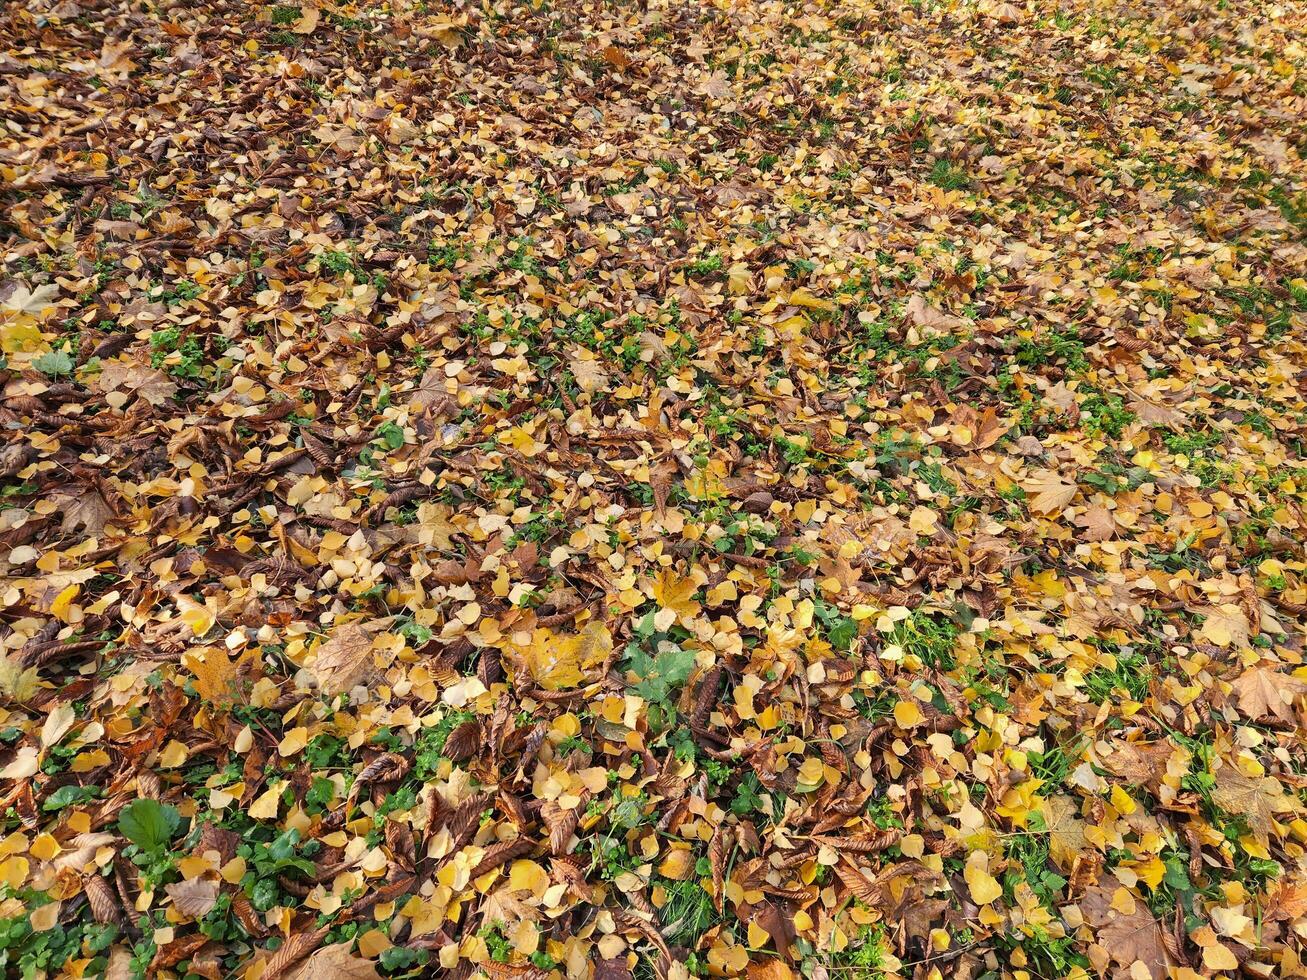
(278, 727, 309, 757)
(1134, 856, 1166, 890)
(292, 5, 319, 33)
(1202, 944, 1238, 972)
(0, 656, 40, 703)
(178, 597, 216, 637)
(30, 834, 59, 862)
(0, 320, 45, 354)
(508, 859, 549, 896)
(506, 628, 580, 691)
(356, 929, 392, 958)
(908, 506, 940, 536)
(650, 569, 700, 620)
(158, 741, 189, 768)
(0, 856, 29, 889)
(29, 901, 60, 932)
(1023, 470, 1078, 514)
(795, 755, 825, 792)
(789, 288, 835, 312)
(964, 854, 1002, 905)
(184, 648, 239, 705)
(248, 784, 281, 820)
(50, 585, 80, 622)
(71, 749, 111, 772)
(657, 847, 695, 881)
(41, 702, 76, 749)
(893, 700, 924, 728)
(1200, 604, 1249, 649)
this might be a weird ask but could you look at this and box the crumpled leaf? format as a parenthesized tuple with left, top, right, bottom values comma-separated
(287, 942, 379, 980)
(310, 624, 377, 697)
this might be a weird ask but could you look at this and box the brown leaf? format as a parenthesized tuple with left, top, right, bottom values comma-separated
(52, 490, 117, 536)
(443, 720, 480, 762)
(94, 359, 177, 406)
(287, 942, 379, 980)
(593, 958, 635, 980)
(751, 900, 798, 963)
(1080, 876, 1172, 980)
(1211, 768, 1300, 844)
(650, 458, 678, 518)
(1230, 666, 1307, 724)
(150, 932, 211, 973)
(904, 294, 964, 331)
(470, 837, 534, 877)
(949, 405, 1010, 449)
(310, 624, 376, 697)
(262, 925, 331, 980)
(165, 877, 219, 919)
(542, 800, 580, 856)
(85, 874, 125, 928)
(834, 858, 885, 906)
(1075, 505, 1116, 542)
(709, 822, 731, 912)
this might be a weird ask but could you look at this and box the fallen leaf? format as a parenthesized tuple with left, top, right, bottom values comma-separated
(165, 878, 219, 918)
(310, 624, 377, 697)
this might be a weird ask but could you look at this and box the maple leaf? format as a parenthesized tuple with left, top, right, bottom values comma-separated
(568, 347, 611, 393)
(1198, 604, 1251, 648)
(504, 623, 610, 691)
(1211, 768, 1300, 844)
(309, 624, 378, 697)
(0, 282, 60, 352)
(1230, 666, 1307, 724)
(1042, 795, 1088, 870)
(1075, 505, 1116, 542)
(1080, 876, 1172, 980)
(51, 490, 117, 536)
(949, 405, 1009, 449)
(287, 941, 379, 980)
(95, 359, 178, 406)
(0, 282, 60, 318)
(650, 569, 700, 621)
(903, 294, 963, 331)
(1022, 470, 1078, 514)
(0, 655, 40, 703)
(183, 647, 240, 705)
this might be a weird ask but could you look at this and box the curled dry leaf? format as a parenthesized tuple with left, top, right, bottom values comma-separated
(2, 2, 1304, 978)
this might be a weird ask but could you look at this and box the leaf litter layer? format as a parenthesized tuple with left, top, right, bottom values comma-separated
(1, 0, 1306, 978)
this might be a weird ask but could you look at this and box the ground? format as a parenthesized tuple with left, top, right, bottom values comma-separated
(1, 1, 1306, 979)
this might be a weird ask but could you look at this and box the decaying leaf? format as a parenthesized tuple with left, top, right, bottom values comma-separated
(2, 2, 1304, 978)
(287, 942, 379, 980)
(310, 623, 377, 696)
(1230, 666, 1307, 724)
